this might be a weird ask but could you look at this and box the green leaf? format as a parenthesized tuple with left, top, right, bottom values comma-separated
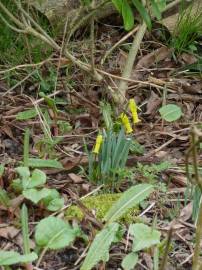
(46, 198, 64, 211)
(121, 252, 138, 270)
(104, 184, 153, 223)
(28, 158, 63, 169)
(16, 109, 37, 120)
(23, 169, 46, 190)
(30, 169, 46, 188)
(131, 0, 152, 29)
(0, 164, 5, 176)
(0, 251, 37, 266)
(23, 188, 51, 204)
(159, 104, 182, 122)
(122, 0, 134, 31)
(16, 167, 30, 180)
(35, 216, 79, 250)
(111, 0, 123, 13)
(129, 223, 161, 252)
(81, 223, 120, 270)
(0, 188, 10, 207)
(151, 0, 162, 20)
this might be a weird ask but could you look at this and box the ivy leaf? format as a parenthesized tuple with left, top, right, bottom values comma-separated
(104, 184, 153, 223)
(0, 251, 37, 266)
(121, 252, 138, 270)
(131, 0, 152, 29)
(81, 223, 120, 270)
(159, 104, 182, 122)
(23, 188, 51, 204)
(35, 216, 80, 250)
(122, 0, 134, 31)
(129, 223, 161, 252)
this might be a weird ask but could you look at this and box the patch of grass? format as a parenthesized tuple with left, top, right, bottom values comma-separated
(170, 2, 202, 55)
(0, 1, 53, 66)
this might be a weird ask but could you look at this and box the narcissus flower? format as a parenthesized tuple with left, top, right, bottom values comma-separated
(120, 113, 133, 134)
(129, 99, 140, 124)
(93, 134, 103, 154)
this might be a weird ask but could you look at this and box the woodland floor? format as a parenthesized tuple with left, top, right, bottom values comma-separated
(0, 7, 202, 270)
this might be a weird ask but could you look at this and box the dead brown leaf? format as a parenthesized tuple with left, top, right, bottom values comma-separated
(68, 173, 84, 184)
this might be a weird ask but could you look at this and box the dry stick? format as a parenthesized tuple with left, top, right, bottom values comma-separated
(101, 26, 139, 64)
(53, 12, 69, 93)
(192, 128, 202, 270)
(117, 21, 147, 104)
(193, 201, 202, 270)
(159, 227, 173, 270)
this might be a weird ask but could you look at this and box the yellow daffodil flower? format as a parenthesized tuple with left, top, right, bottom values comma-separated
(120, 113, 133, 134)
(93, 134, 103, 154)
(129, 99, 140, 124)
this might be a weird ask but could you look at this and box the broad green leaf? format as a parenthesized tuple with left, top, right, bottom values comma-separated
(23, 169, 46, 190)
(42, 189, 60, 204)
(129, 223, 161, 252)
(0, 251, 37, 266)
(151, 0, 162, 20)
(46, 197, 64, 211)
(111, 0, 123, 13)
(23, 188, 51, 204)
(159, 104, 182, 122)
(16, 109, 37, 120)
(16, 167, 30, 180)
(30, 169, 46, 187)
(35, 216, 79, 250)
(81, 223, 120, 270)
(131, 0, 152, 29)
(104, 184, 153, 223)
(28, 158, 63, 169)
(121, 252, 138, 270)
(122, 0, 134, 31)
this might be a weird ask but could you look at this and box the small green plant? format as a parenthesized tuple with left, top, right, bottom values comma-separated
(86, 128, 132, 189)
(8, 129, 64, 211)
(0, 215, 82, 268)
(80, 183, 157, 270)
(11, 166, 64, 211)
(0, 204, 38, 268)
(134, 161, 171, 183)
(170, 2, 202, 55)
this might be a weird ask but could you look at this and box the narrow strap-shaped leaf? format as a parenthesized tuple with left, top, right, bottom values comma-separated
(81, 223, 120, 270)
(151, 0, 162, 20)
(111, 0, 123, 13)
(122, 0, 134, 31)
(131, 0, 152, 29)
(104, 184, 153, 223)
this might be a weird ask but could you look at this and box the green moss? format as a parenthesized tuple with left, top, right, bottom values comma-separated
(65, 193, 139, 224)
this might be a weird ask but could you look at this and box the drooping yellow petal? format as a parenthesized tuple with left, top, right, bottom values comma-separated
(93, 134, 103, 154)
(120, 113, 133, 134)
(129, 99, 140, 124)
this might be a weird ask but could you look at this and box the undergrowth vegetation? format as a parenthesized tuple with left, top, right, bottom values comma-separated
(0, 0, 202, 269)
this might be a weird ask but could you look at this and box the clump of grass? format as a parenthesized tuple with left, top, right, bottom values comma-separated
(170, 2, 202, 55)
